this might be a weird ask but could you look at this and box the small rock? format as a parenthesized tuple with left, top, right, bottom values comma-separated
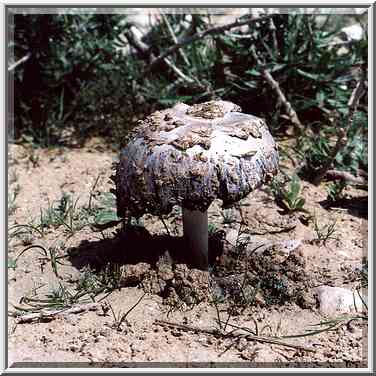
(236, 337, 248, 351)
(157, 262, 174, 281)
(313, 286, 366, 316)
(69, 344, 80, 352)
(252, 345, 280, 362)
(120, 263, 150, 286)
(226, 228, 241, 245)
(171, 330, 183, 337)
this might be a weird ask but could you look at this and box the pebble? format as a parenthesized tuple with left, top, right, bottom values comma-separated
(313, 285, 366, 316)
(69, 344, 80, 352)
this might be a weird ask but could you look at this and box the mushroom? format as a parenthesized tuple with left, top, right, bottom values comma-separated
(115, 100, 279, 269)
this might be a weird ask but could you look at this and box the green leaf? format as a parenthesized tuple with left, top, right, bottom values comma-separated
(98, 192, 116, 208)
(295, 69, 321, 81)
(316, 91, 325, 104)
(8, 258, 17, 270)
(294, 197, 306, 209)
(290, 178, 301, 199)
(93, 210, 121, 226)
(270, 64, 287, 73)
(281, 199, 292, 211)
(245, 69, 261, 77)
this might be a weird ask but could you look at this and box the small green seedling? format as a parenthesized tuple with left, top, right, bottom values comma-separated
(313, 215, 338, 245)
(274, 175, 307, 213)
(8, 258, 17, 270)
(208, 223, 218, 235)
(327, 181, 346, 203)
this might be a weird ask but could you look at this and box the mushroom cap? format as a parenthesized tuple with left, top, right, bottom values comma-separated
(115, 101, 279, 218)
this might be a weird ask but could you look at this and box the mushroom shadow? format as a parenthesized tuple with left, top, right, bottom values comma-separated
(67, 225, 226, 273)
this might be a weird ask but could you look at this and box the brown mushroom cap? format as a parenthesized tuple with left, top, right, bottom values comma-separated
(115, 101, 279, 218)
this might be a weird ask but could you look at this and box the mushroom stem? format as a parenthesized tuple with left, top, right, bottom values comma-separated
(182, 208, 208, 269)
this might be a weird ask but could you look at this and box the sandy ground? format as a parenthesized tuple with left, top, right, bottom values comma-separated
(7, 139, 368, 369)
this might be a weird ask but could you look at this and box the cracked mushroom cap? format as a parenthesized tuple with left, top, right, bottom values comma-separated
(115, 100, 279, 218)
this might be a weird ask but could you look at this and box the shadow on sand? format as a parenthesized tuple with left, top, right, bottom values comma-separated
(319, 195, 368, 219)
(67, 225, 225, 273)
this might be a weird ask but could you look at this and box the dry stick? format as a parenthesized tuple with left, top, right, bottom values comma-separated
(8, 53, 31, 72)
(154, 319, 315, 353)
(264, 7, 278, 52)
(313, 78, 367, 186)
(163, 57, 196, 85)
(269, 17, 279, 52)
(324, 169, 367, 187)
(250, 49, 304, 134)
(160, 12, 190, 66)
(263, 71, 304, 133)
(11, 302, 101, 324)
(159, 216, 171, 236)
(147, 15, 274, 72)
(125, 24, 202, 88)
(162, 32, 205, 88)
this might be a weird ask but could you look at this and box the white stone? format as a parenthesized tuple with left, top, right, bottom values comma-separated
(341, 24, 364, 41)
(313, 286, 367, 316)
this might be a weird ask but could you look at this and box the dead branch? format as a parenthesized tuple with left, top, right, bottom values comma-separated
(11, 302, 101, 324)
(8, 53, 31, 72)
(160, 12, 190, 67)
(262, 69, 304, 131)
(264, 8, 278, 51)
(125, 24, 203, 89)
(250, 49, 304, 133)
(154, 319, 315, 353)
(147, 15, 274, 72)
(163, 57, 195, 84)
(324, 169, 368, 188)
(313, 77, 367, 185)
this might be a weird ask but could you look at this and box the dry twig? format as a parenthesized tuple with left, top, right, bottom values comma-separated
(154, 319, 315, 353)
(10, 302, 101, 324)
(323, 169, 367, 188)
(8, 53, 31, 72)
(147, 15, 274, 72)
(160, 12, 190, 66)
(125, 24, 203, 88)
(250, 49, 304, 133)
(313, 77, 367, 185)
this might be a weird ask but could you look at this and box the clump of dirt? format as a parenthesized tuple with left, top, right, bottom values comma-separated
(121, 261, 211, 307)
(117, 232, 315, 312)
(248, 248, 314, 308)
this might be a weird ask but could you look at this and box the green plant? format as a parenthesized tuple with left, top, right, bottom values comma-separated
(313, 215, 338, 245)
(28, 148, 40, 167)
(45, 282, 87, 308)
(12, 14, 127, 141)
(10, 11, 367, 163)
(38, 193, 90, 236)
(8, 258, 17, 270)
(327, 181, 347, 202)
(221, 208, 236, 224)
(208, 223, 218, 235)
(89, 190, 122, 231)
(273, 175, 307, 213)
(9, 223, 44, 240)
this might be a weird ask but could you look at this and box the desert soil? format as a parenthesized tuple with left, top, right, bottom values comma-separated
(7, 137, 368, 368)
